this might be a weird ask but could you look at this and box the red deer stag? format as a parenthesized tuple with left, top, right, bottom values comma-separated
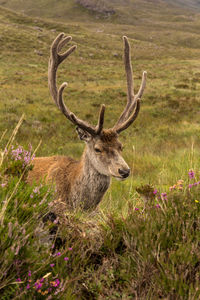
(28, 33, 147, 210)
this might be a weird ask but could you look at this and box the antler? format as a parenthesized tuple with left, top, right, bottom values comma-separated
(113, 36, 147, 134)
(48, 33, 105, 136)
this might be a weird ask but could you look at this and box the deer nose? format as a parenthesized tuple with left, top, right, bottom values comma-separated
(118, 168, 130, 178)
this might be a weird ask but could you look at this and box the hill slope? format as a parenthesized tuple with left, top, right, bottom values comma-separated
(0, 0, 200, 26)
(166, 0, 200, 10)
(0, 4, 200, 190)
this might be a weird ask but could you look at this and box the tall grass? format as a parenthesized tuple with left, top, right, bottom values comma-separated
(0, 119, 199, 299)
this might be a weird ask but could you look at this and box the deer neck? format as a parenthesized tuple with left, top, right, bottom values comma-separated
(74, 147, 110, 210)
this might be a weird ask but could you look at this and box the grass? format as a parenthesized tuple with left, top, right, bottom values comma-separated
(0, 2, 200, 298)
(0, 123, 199, 299)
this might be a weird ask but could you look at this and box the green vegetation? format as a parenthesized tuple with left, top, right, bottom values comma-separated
(0, 124, 200, 299)
(0, 1, 200, 298)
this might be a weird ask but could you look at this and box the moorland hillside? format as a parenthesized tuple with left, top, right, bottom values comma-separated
(1, 0, 200, 25)
(0, 3, 200, 191)
(0, 3, 200, 299)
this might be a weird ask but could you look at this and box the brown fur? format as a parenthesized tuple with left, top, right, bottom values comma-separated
(27, 129, 129, 210)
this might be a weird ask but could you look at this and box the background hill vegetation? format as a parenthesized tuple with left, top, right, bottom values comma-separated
(0, 1, 200, 298)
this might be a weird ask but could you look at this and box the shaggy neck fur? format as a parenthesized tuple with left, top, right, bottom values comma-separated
(70, 148, 110, 210)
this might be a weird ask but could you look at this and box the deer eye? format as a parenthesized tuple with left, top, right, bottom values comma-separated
(94, 147, 102, 153)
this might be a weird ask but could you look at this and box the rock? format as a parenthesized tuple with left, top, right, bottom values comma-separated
(113, 52, 119, 57)
(34, 26, 43, 32)
(34, 50, 43, 56)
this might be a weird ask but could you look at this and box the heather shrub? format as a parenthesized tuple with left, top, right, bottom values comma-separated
(0, 121, 57, 299)
(0, 119, 199, 299)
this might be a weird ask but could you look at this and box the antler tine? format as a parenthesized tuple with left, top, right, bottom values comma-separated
(113, 36, 147, 133)
(114, 36, 134, 126)
(96, 104, 105, 135)
(58, 83, 97, 136)
(115, 100, 140, 134)
(124, 35, 134, 105)
(49, 33, 105, 136)
(136, 71, 147, 99)
(48, 33, 76, 108)
(57, 36, 72, 52)
(51, 32, 64, 54)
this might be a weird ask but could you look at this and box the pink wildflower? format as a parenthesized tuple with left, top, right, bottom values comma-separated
(188, 169, 195, 179)
(64, 257, 69, 261)
(33, 187, 40, 194)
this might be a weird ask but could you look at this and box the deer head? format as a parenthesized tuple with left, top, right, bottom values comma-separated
(48, 33, 147, 180)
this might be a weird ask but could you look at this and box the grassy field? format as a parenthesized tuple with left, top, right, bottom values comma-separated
(0, 2, 200, 298)
(1, 5, 200, 193)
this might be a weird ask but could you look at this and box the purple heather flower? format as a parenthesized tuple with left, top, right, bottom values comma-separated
(56, 252, 61, 256)
(155, 204, 161, 208)
(135, 207, 139, 211)
(34, 282, 42, 290)
(188, 170, 195, 179)
(161, 192, 167, 200)
(33, 187, 40, 194)
(50, 263, 55, 267)
(28, 270, 31, 277)
(26, 284, 30, 289)
(53, 218, 59, 224)
(55, 279, 60, 287)
(188, 184, 193, 189)
(153, 189, 158, 194)
(161, 192, 167, 197)
(30, 194, 33, 198)
(40, 278, 44, 283)
(16, 278, 21, 282)
(1, 183, 6, 188)
(37, 283, 42, 289)
(64, 257, 69, 261)
(68, 247, 73, 251)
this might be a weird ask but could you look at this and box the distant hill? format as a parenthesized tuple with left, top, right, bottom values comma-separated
(165, 0, 200, 9)
(0, 0, 200, 26)
(75, 0, 116, 15)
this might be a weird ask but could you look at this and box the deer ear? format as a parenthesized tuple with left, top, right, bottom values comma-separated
(76, 127, 92, 142)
